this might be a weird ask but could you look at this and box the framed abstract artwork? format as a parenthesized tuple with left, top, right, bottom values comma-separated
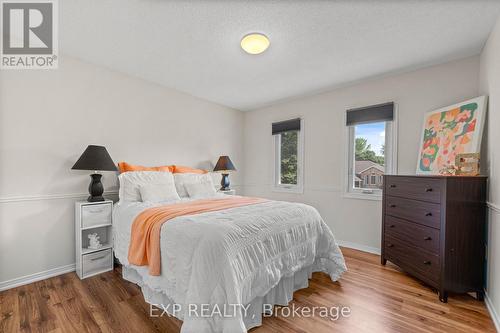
(416, 96, 487, 175)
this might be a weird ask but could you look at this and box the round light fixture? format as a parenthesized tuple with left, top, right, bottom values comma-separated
(240, 33, 270, 55)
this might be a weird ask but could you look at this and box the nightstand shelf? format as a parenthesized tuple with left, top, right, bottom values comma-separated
(75, 200, 114, 279)
(82, 244, 112, 255)
(81, 223, 112, 230)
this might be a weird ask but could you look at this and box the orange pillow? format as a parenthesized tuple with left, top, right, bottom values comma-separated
(172, 165, 208, 174)
(118, 162, 174, 174)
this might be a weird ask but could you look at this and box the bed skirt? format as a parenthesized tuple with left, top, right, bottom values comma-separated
(122, 263, 327, 331)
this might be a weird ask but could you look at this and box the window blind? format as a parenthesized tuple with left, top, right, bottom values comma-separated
(346, 102, 394, 126)
(272, 118, 301, 135)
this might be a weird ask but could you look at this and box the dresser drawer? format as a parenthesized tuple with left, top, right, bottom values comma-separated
(385, 177, 442, 203)
(385, 215, 440, 254)
(81, 203, 112, 228)
(384, 235, 440, 284)
(82, 249, 113, 277)
(385, 196, 441, 229)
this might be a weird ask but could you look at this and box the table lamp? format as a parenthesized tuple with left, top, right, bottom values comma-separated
(213, 156, 236, 191)
(72, 145, 117, 202)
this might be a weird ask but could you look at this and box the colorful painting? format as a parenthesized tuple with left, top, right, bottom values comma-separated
(416, 96, 487, 175)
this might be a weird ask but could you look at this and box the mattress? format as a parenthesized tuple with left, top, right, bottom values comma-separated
(113, 195, 346, 332)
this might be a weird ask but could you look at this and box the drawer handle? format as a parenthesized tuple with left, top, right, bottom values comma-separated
(90, 256, 106, 261)
(425, 212, 433, 217)
(389, 224, 395, 228)
(425, 188, 433, 192)
(424, 236, 432, 241)
(389, 184, 396, 188)
(389, 204, 396, 208)
(86, 209, 106, 215)
(423, 260, 431, 265)
(387, 243, 394, 248)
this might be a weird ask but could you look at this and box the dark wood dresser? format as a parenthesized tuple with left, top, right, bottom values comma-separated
(381, 175, 487, 302)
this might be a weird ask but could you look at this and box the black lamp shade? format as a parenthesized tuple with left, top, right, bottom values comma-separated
(72, 145, 117, 171)
(213, 156, 236, 173)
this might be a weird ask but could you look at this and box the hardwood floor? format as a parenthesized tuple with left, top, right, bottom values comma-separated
(0, 247, 496, 333)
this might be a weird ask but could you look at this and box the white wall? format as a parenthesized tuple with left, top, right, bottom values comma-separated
(0, 56, 244, 287)
(242, 56, 480, 252)
(479, 16, 500, 329)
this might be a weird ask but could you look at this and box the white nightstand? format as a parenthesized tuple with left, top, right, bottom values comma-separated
(75, 200, 114, 279)
(218, 189, 236, 195)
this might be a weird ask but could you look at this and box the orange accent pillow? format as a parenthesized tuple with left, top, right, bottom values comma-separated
(118, 162, 174, 174)
(172, 165, 208, 174)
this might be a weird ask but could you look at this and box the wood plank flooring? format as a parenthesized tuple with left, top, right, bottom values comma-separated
(0, 247, 496, 333)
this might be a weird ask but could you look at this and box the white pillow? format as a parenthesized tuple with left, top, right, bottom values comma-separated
(173, 173, 214, 197)
(139, 183, 180, 203)
(118, 171, 176, 202)
(184, 182, 217, 199)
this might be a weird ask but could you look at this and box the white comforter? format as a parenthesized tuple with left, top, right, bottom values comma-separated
(113, 195, 346, 333)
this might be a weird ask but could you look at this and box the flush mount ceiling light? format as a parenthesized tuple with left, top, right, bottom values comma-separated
(240, 33, 270, 55)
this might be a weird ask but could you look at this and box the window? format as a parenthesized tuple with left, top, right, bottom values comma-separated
(346, 102, 397, 198)
(273, 118, 304, 192)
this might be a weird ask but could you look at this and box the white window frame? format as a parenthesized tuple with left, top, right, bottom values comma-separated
(273, 119, 304, 193)
(344, 107, 398, 201)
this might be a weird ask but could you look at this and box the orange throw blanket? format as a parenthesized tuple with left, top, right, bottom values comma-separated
(128, 196, 268, 276)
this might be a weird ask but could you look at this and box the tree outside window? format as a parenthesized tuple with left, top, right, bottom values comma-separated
(280, 131, 298, 185)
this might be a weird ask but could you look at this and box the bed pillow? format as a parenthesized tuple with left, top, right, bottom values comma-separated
(184, 181, 217, 199)
(118, 171, 176, 202)
(173, 173, 214, 197)
(172, 165, 208, 174)
(139, 183, 180, 203)
(118, 162, 174, 174)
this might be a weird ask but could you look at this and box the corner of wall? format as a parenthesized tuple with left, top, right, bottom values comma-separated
(479, 13, 500, 329)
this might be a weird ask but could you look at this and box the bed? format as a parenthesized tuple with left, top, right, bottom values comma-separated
(112, 170, 346, 333)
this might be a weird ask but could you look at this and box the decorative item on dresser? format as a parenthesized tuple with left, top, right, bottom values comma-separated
(381, 175, 487, 303)
(213, 155, 237, 191)
(71, 145, 118, 202)
(416, 96, 487, 175)
(75, 200, 114, 279)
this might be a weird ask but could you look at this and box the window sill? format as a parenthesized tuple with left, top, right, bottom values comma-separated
(272, 186, 304, 194)
(343, 192, 382, 201)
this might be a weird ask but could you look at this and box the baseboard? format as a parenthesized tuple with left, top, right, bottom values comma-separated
(485, 291, 500, 332)
(337, 240, 381, 255)
(0, 263, 76, 292)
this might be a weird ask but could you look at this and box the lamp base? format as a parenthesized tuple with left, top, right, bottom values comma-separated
(88, 173, 105, 202)
(220, 173, 230, 191)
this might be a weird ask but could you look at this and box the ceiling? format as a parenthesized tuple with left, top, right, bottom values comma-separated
(61, 1, 500, 111)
